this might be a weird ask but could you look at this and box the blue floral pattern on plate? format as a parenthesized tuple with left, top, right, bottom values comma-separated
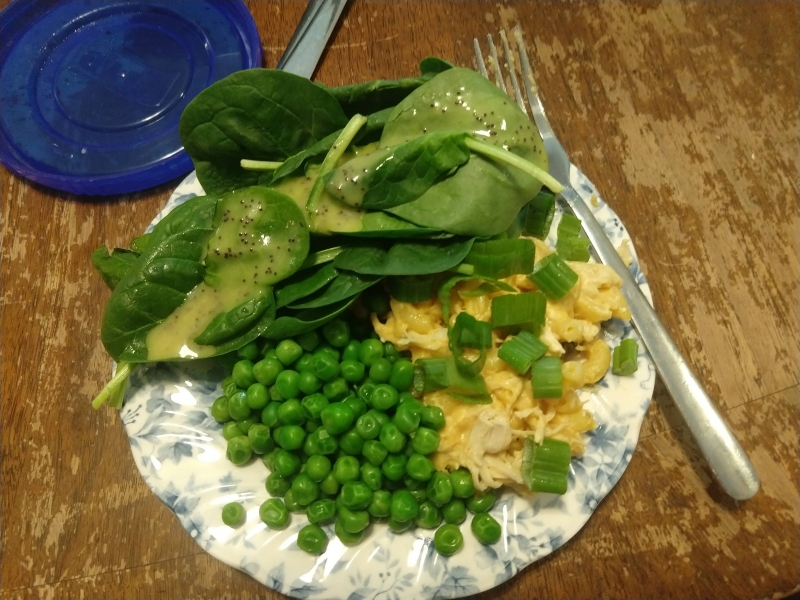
(119, 166, 655, 599)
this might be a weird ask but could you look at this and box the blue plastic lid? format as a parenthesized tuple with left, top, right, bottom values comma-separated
(0, 0, 262, 196)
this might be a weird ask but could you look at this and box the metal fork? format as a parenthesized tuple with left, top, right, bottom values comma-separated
(474, 27, 759, 501)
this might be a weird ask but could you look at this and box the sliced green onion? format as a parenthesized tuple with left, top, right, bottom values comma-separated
(437, 275, 514, 322)
(528, 254, 578, 300)
(449, 312, 492, 376)
(91, 362, 133, 410)
(521, 437, 571, 494)
(388, 275, 437, 303)
(556, 235, 591, 262)
(497, 332, 548, 374)
(557, 214, 582, 239)
(612, 338, 639, 376)
(465, 137, 565, 194)
(531, 356, 563, 399)
(524, 190, 556, 239)
(240, 159, 284, 171)
(455, 264, 475, 275)
(490, 291, 546, 335)
(465, 239, 535, 279)
(414, 357, 491, 404)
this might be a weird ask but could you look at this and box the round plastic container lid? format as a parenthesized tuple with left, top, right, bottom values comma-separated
(0, 0, 262, 196)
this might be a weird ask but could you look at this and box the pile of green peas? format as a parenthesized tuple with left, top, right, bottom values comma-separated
(211, 317, 503, 555)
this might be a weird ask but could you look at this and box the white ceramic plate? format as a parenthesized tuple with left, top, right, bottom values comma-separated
(120, 165, 655, 600)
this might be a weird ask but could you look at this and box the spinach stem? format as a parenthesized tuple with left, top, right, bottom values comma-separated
(465, 137, 565, 193)
(240, 159, 284, 171)
(455, 263, 475, 275)
(91, 362, 133, 410)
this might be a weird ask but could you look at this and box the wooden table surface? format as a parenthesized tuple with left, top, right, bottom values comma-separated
(1, 1, 798, 599)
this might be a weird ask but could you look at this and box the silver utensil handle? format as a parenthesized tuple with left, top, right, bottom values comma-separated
(276, 0, 349, 78)
(560, 187, 760, 500)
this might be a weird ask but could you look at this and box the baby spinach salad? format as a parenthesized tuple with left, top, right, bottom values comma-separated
(88, 56, 625, 557)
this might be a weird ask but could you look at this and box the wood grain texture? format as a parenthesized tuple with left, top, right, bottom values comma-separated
(1, 1, 797, 599)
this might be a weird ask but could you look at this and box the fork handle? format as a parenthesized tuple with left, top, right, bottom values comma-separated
(559, 187, 760, 500)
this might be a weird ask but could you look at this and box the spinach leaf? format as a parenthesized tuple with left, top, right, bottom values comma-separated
(322, 76, 433, 118)
(325, 131, 471, 210)
(380, 68, 549, 237)
(419, 57, 455, 75)
(275, 263, 338, 308)
(345, 212, 441, 238)
(91, 246, 139, 290)
(130, 233, 152, 254)
(333, 237, 474, 276)
(289, 270, 381, 309)
(180, 69, 348, 195)
(263, 297, 356, 340)
(100, 195, 218, 361)
(195, 291, 274, 346)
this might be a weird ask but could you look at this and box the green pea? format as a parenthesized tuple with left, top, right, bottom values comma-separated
(309, 428, 338, 455)
(426, 472, 454, 507)
(221, 376, 237, 397)
(274, 425, 305, 451)
(260, 402, 281, 428)
(390, 490, 419, 522)
(277, 399, 305, 425)
(357, 381, 376, 405)
(398, 394, 424, 415)
(305, 418, 321, 433)
(411, 427, 440, 456)
(404, 475, 424, 491)
(259, 498, 289, 529)
(211, 396, 231, 423)
(265, 472, 291, 497)
(245, 383, 269, 410)
(406, 454, 435, 482)
(450, 469, 475, 499)
(368, 490, 391, 518)
(236, 415, 259, 435)
(253, 356, 283, 387)
(312, 352, 340, 382)
(388, 516, 414, 533)
(369, 358, 392, 383)
(237, 341, 260, 362)
(275, 370, 300, 400)
(381, 454, 408, 482)
(335, 517, 365, 545)
(297, 370, 322, 395)
(262, 449, 280, 472)
(314, 344, 340, 361)
(340, 481, 373, 511)
(228, 391, 251, 421)
(420, 406, 445, 430)
(371, 384, 399, 411)
(342, 340, 361, 362)
(339, 427, 365, 455)
(360, 463, 383, 491)
(434, 524, 463, 556)
(388, 359, 414, 392)
(226, 436, 252, 465)
(338, 506, 370, 533)
(306, 455, 332, 482)
(263, 348, 279, 361)
(321, 403, 355, 436)
(379, 423, 406, 454)
(393, 404, 420, 435)
(467, 490, 497, 514)
(283, 489, 305, 513)
(366, 409, 390, 428)
(471, 512, 502, 544)
(248, 424, 273, 454)
(221, 502, 246, 527)
(319, 473, 340, 496)
(441, 498, 467, 525)
(269, 385, 282, 402)
(291, 473, 319, 506)
(296, 330, 320, 352)
(322, 377, 349, 401)
(362, 440, 388, 467)
(340, 359, 366, 383)
(273, 449, 301, 477)
(297, 524, 328, 555)
(343, 396, 367, 420)
(295, 352, 315, 373)
(232, 360, 256, 388)
(322, 319, 350, 348)
(383, 342, 402, 364)
(410, 488, 427, 504)
(355, 412, 380, 440)
(222, 421, 244, 441)
(333, 455, 360, 484)
(415, 501, 442, 529)
(297, 393, 327, 421)
(358, 339, 384, 366)
(276, 339, 304, 366)
(306, 498, 336, 524)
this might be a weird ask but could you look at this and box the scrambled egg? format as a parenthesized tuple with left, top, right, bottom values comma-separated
(372, 238, 631, 492)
